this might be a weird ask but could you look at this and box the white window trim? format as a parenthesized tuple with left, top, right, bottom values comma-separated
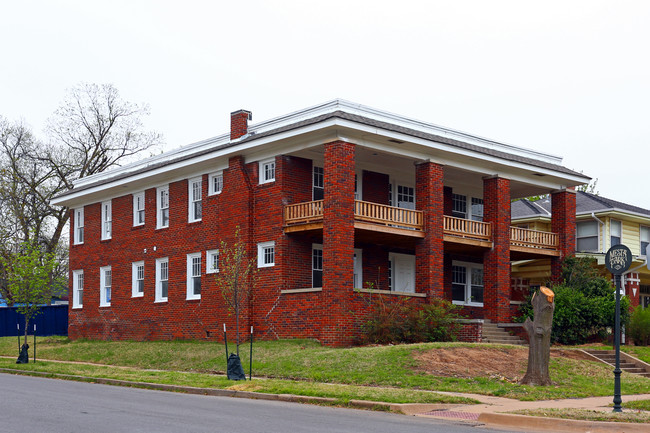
(99, 266, 111, 307)
(312, 243, 323, 288)
(73, 208, 84, 245)
(72, 270, 83, 309)
(155, 257, 169, 303)
(206, 249, 219, 274)
(186, 253, 202, 300)
(132, 261, 144, 298)
(208, 171, 223, 195)
(451, 260, 484, 307)
(188, 177, 203, 223)
(610, 219, 622, 248)
(312, 166, 324, 201)
(157, 185, 170, 229)
(576, 220, 600, 253)
(259, 158, 276, 184)
(101, 200, 112, 240)
(353, 248, 363, 289)
(354, 171, 362, 201)
(133, 192, 145, 227)
(257, 241, 275, 268)
(640, 225, 650, 256)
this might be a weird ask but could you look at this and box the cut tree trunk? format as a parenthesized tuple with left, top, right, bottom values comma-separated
(520, 287, 555, 386)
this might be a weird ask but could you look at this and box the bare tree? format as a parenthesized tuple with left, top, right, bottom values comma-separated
(520, 287, 555, 386)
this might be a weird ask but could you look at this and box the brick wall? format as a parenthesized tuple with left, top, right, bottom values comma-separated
(551, 189, 576, 283)
(483, 176, 511, 322)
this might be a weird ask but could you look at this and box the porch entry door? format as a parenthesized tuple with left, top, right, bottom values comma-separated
(390, 253, 415, 293)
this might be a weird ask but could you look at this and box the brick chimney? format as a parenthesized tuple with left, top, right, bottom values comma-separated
(230, 109, 252, 140)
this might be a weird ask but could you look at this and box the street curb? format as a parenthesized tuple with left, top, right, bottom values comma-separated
(479, 412, 649, 433)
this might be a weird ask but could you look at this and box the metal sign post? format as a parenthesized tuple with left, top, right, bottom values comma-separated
(605, 244, 632, 413)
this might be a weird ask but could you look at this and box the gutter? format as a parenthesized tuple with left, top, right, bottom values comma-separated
(590, 212, 606, 252)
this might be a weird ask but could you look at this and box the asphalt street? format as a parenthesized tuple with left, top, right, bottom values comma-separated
(0, 373, 516, 433)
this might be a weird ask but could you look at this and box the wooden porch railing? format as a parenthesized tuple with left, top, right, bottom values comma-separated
(284, 200, 423, 230)
(354, 200, 423, 230)
(443, 215, 491, 241)
(284, 200, 324, 224)
(510, 226, 559, 250)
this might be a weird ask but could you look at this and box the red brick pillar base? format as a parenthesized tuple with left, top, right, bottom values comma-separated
(415, 161, 444, 299)
(322, 140, 355, 346)
(551, 189, 577, 283)
(483, 176, 511, 322)
(625, 272, 641, 309)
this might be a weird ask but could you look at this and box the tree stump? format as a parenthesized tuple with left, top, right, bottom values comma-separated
(520, 287, 555, 385)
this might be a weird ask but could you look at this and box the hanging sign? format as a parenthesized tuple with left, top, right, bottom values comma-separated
(605, 244, 632, 275)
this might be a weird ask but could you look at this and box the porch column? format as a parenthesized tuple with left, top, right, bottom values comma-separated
(624, 273, 641, 308)
(415, 161, 444, 299)
(483, 176, 511, 322)
(322, 140, 355, 346)
(551, 189, 576, 283)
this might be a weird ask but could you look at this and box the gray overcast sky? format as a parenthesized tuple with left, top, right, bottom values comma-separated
(2, 0, 649, 208)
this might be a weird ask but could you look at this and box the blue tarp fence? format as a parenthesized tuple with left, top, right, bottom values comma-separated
(0, 305, 68, 337)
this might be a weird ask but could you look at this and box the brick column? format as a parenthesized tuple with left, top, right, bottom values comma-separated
(624, 272, 641, 308)
(483, 176, 511, 322)
(415, 161, 444, 299)
(551, 189, 576, 283)
(322, 140, 355, 346)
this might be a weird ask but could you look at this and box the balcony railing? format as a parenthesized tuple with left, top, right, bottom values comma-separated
(284, 200, 423, 230)
(510, 226, 559, 251)
(443, 215, 491, 241)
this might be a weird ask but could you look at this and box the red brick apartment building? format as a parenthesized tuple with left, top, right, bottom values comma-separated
(51, 100, 589, 346)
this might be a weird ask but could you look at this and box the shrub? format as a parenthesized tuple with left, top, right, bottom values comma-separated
(628, 306, 650, 346)
(517, 256, 630, 345)
(360, 296, 461, 344)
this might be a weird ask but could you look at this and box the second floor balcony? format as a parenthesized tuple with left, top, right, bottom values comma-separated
(284, 200, 560, 256)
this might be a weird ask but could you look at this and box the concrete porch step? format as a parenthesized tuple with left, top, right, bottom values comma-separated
(582, 349, 650, 379)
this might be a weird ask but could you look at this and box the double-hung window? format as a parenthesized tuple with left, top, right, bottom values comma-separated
(313, 166, 324, 200)
(101, 201, 112, 240)
(132, 261, 144, 297)
(471, 198, 484, 221)
(188, 178, 202, 222)
(100, 266, 111, 307)
(451, 262, 483, 306)
(186, 253, 201, 299)
(610, 220, 622, 247)
(257, 241, 275, 268)
(156, 258, 169, 302)
(452, 194, 467, 218)
(259, 158, 275, 184)
(641, 226, 650, 256)
(576, 220, 599, 252)
(157, 186, 169, 228)
(206, 249, 219, 273)
(72, 270, 83, 309)
(133, 192, 145, 226)
(208, 171, 223, 195)
(74, 208, 84, 245)
(312, 244, 323, 288)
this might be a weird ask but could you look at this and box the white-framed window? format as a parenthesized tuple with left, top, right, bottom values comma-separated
(206, 249, 219, 273)
(259, 158, 276, 184)
(73, 208, 84, 245)
(157, 185, 170, 229)
(641, 226, 650, 256)
(452, 193, 467, 218)
(577, 220, 599, 252)
(451, 261, 483, 306)
(396, 185, 415, 209)
(133, 192, 145, 226)
(208, 171, 223, 195)
(257, 241, 275, 268)
(155, 258, 169, 302)
(312, 244, 323, 288)
(471, 197, 484, 222)
(100, 266, 112, 307)
(353, 248, 363, 288)
(72, 270, 83, 309)
(101, 200, 112, 240)
(354, 173, 362, 200)
(188, 177, 203, 222)
(132, 261, 144, 297)
(610, 219, 622, 248)
(313, 166, 324, 200)
(186, 253, 201, 300)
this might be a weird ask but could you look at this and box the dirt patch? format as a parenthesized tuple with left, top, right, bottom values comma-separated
(412, 347, 593, 382)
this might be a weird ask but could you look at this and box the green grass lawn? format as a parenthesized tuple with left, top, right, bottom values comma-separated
(1, 337, 648, 402)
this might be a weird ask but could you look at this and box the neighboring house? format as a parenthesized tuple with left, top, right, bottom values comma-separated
(512, 192, 650, 309)
(51, 100, 589, 346)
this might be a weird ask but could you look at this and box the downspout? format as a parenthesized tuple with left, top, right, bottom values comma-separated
(591, 212, 605, 252)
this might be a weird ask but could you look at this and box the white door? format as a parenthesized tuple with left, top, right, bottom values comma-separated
(390, 253, 415, 293)
(353, 248, 363, 288)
